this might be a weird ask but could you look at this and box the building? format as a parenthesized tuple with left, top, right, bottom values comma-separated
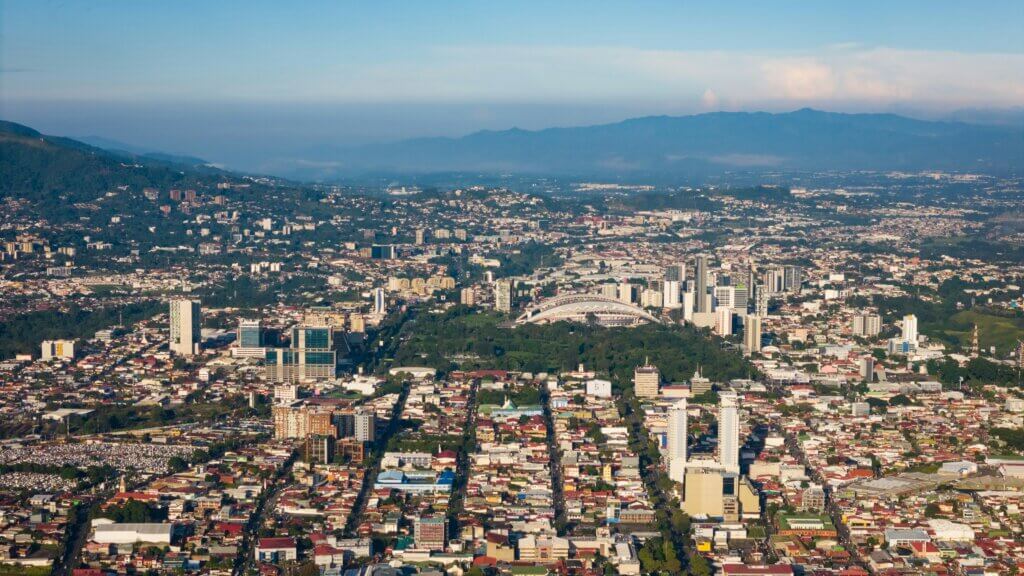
(852, 313, 882, 337)
(495, 279, 513, 313)
(783, 265, 803, 293)
(713, 286, 735, 310)
(233, 319, 265, 358)
(92, 522, 173, 544)
(460, 287, 476, 306)
(370, 244, 396, 260)
(682, 468, 725, 517)
(859, 357, 875, 382)
(374, 287, 386, 315)
(169, 299, 201, 356)
(715, 306, 733, 336)
(273, 402, 337, 440)
(694, 255, 709, 313)
(753, 284, 768, 317)
(256, 537, 298, 563)
(663, 280, 681, 308)
(667, 400, 688, 482)
(634, 364, 660, 398)
(354, 412, 376, 443)
(719, 392, 740, 474)
(801, 485, 826, 512)
(902, 314, 918, 343)
(40, 339, 75, 360)
(743, 315, 761, 355)
(414, 515, 447, 551)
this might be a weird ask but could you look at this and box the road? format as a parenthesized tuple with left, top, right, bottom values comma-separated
(540, 384, 568, 534)
(445, 377, 480, 537)
(233, 451, 296, 576)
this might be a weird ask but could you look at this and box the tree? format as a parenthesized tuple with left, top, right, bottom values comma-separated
(689, 553, 711, 576)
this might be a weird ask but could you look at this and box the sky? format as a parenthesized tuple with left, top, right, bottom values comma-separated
(2, 1, 1024, 173)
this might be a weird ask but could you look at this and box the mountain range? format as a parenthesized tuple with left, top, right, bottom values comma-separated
(317, 108, 1023, 179)
(4, 109, 1024, 185)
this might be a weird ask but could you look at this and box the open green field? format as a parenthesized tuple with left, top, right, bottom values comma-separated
(929, 309, 1024, 356)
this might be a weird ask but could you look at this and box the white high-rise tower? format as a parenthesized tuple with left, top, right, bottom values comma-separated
(667, 399, 688, 482)
(718, 391, 740, 474)
(902, 314, 918, 343)
(169, 299, 201, 356)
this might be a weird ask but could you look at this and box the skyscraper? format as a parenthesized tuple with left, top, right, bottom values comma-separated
(663, 280, 681, 309)
(783, 265, 803, 293)
(715, 306, 733, 336)
(743, 314, 761, 355)
(169, 299, 201, 356)
(694, 255, 709, 313)
(238, 319, 263, 348)
(902, 314, 918, 343)
(852, 314, 882, 337)
(374, 287, 386, 315)
(495, 279, 513, 312)
(667, 400, 688, 483)
(753, 284, 769, 317)
(718, 392, 740, 474)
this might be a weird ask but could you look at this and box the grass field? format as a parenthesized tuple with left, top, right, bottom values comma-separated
(928, 309, 1024, 356)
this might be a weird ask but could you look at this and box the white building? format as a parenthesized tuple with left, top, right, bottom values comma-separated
(374, 287, 386, 315)
(902, 314, 918, 343)
(715, 307, 733, 336)
(41, 339, 75, 360)
(93, 522, 173, 544)
(718, 392, 740, 474)
(667, 400, 688, 482)
(663, 280, 681, 309)
(585, 379, 613, 398)
(742, 315, 761, 355)
(169, 299, 201, 356)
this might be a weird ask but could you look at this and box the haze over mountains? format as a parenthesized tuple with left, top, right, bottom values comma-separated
(5, 108, 1024, 184)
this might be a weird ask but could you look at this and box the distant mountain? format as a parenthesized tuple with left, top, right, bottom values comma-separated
(76, 134, 211, 167)
(319, 108, 1024, 179)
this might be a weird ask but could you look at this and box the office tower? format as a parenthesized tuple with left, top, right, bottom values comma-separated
(40, 339, 75, 360)
(852, 314, 882, 337)
(902, 314, 918, 343)
(743, 314, 762, 355)
(267, 326, 336, 382)
(374, 287, 386, 315)
(859, 357, 875, 382)
(414, 515, 447, 551)
(618, 282, 635, 304)
(783, 265, 803, 293)
(495, 279, 513, 312)
(665, 263, 686, 283)
(291, 326, 332, 350)
(715, 307, 733, 336)
(694, 255, 709, 313)
(169, 299, 201, 356)
(713, 286, 735, 310)
(663, 280, 681, 309)
(460, 287, 476, 306)
(733, 283, 749, 314)
(634, 364, 660, 398)
(354, 413, 376, 443)
(667, 400, 688, 482)
(718, 392, 740, 474)
(238, 320, 263, 348)
(370, 244, 397, 259)
(753, 284, 769, 317)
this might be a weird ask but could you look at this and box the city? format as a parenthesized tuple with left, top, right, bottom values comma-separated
(2, 2, 1024, 576)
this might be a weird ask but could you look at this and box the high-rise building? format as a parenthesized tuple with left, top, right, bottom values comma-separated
(718, 392, 740, 474)
(169, 299, 201, 356)
(354, 412, 376, 443)
(667, 400, 688, 483)
(715, 307, 733, 336)
(414, 515, 447, 551)
(238, 320, 263, 348)
(753, 284, 769, 317)
(460, 287, 476, 306)
(640, 288, 663, 308)
(663, 280, 681, 309)
(783, 265, 803, 293)
(374, 287, 386, 315)
(682, 290, 695, 321)
(495, 279, 513, 312)
(665, 263, 686, 283)
(713, 286, 735, 310)
(859, 356, 875, 382)
(634, 364, 661, 398)
(370, 244, 397, 260)
(600, 283, 619, 300)
(902, 314, 918, 343)
(291, 326, 332, 350)
(41, 339, 75, 360)
(618, 282, 635, 304)
(852, 314, 882, 337)
(694, 255, 709, 313)
(414, 229, 426, 245)
(743, 315, 762, 355)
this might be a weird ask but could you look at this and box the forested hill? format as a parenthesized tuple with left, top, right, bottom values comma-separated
(0, 120, 229, 217)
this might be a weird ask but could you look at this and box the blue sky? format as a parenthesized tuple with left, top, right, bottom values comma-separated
(2, 1, 1023, 171)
